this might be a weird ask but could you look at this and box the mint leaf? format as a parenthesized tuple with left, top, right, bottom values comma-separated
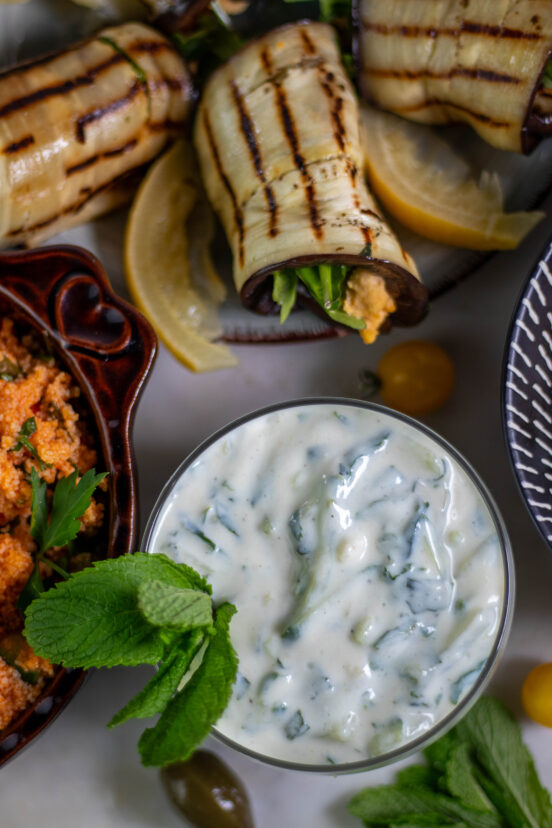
(23, 553, 206, 668)
(139, 602, 238, 767)
(424, 727, 462, 772)
(138, 580, 213, 631)
(349, 698, 552, 828)
(396, 764, 440, 790)
(37, 468, 107, 552)
(348, 785, 503, 827)
(148, 554, 212, 595)
(456, 697, 552, 828)
(444, 741, 497, 815)
(108, 629, 206, 727)
(23, 552, 238, 769)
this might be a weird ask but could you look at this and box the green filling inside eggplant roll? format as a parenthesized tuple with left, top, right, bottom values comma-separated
(273, 264, 366, 329)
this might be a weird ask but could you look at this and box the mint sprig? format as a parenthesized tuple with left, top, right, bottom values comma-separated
(108, 629, 205, 727)
(139, 601, 237, 767)
(23, 552, 238, 767)
(349, 697, 552, 828)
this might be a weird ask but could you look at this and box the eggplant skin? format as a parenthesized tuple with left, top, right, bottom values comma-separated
(356, 0, 552, 153)
(194, 21, 426, 332)
(0, 22, 192, 248)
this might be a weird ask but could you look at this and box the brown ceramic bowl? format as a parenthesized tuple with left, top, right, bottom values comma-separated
(0, 244, 157, 767)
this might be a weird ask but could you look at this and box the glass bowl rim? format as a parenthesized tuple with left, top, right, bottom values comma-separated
(142, 396, 515, 775)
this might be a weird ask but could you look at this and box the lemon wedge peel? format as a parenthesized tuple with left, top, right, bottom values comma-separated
(125, 139, 238, 373)
(360, 106, 544, 251)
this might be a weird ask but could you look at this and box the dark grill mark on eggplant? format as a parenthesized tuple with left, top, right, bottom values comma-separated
(362, 20, 542, 40)
(0, 38, 182, 124)
(462, 20, 541, 39)
(394, 96, 510, 127)
(260, 47, 323, 240)
(300, 29, 317, 55)
(361, 66, 521, 84)
(150, 76, 189, 92)
(343, 160, 371, 245)
(75, 80, 142, 143)
(230, 80, 279, 238)
(3, 134, 35, 154)
(7, 166, 141, 237)
(0, 54, 122, 120)
(318, 69, 347, 152)
(131, 39, 171, 55)
(65, 139, 138, 175)
(203, 110, 246, 266)
(148, 118, 186, 132)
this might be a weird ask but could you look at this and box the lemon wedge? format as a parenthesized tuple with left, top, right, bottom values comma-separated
(360, 105, 544, 250)
(125, 139, 237, 373)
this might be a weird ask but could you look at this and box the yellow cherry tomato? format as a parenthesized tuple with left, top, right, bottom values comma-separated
(521, 663, 552, 727)
(377, 340, 455, 417)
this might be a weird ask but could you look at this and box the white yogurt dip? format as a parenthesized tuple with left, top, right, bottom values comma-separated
(147, 402, 508, 767)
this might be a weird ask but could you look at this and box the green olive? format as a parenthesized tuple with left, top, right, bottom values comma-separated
(161, 750, 254, 828)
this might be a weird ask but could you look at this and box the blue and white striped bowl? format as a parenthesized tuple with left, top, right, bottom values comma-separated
(503, 236, 552, 550)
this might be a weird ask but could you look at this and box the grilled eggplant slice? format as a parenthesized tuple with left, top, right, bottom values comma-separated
(194, 21, 426, 343)
(356, 0, 552, 153)
(0, 22, 192, 248)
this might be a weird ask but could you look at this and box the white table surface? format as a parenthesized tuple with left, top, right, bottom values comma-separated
(1, 193, 552, 826)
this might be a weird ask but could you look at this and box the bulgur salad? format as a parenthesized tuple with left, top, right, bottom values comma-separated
(0, 317, 104, 731)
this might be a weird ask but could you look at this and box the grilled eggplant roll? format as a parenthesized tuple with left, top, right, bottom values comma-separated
(194, 21, 426, 343)
(0, 22, 192, 248)
(356, 0, 552, 153)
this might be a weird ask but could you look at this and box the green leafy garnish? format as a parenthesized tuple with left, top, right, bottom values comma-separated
(23, 552, 238, 767)
(272, 264, 366, 330)
(282, 0, 351, 23)
(16, 561, 45, 614)
(10, 417, 52, 470)
(0, 357, 21, 381)
(30, 467, 107, 553)
(108, 629, 205, 727)
(138, 580, 214, 631)
(98, 36, 148, 90)
(319, 0, 352, 22)
(173, 11, 243, 85)
(273, 270, 298, 323)
(18, 466, 107, 604)
(138, 601, 237, 767)
(98, 35, 152, 119)
(348, 696, 552, 828)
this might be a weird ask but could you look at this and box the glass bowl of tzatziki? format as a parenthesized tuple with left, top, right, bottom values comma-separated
(143, 398, 514, 773)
